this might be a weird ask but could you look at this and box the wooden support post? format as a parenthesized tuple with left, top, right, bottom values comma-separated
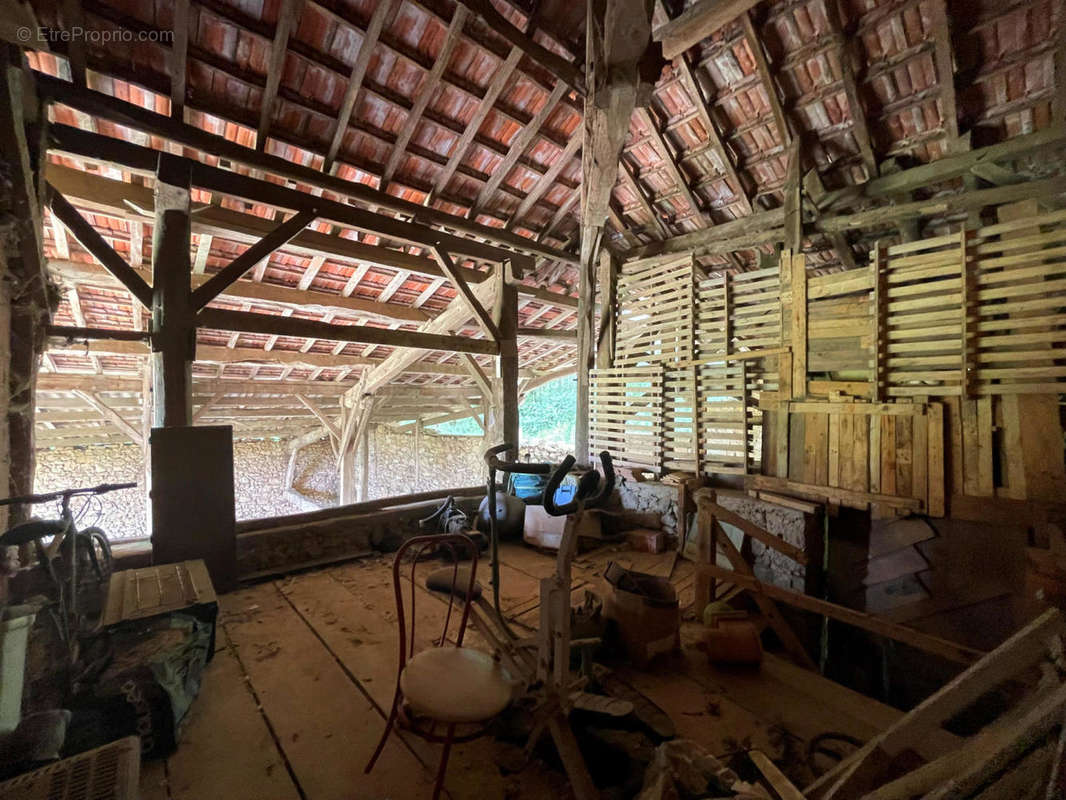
(693, 489, 717, 615)
(359, 422, 370, 502)
(414, 417, 422, 491)
(576, 225, 599, 464)
(872, 243, 887, 402)
(595, 247, 617, 369)
(1, 49, 47, 529)
(959, 228, 975, 398)
(790, 251, 807, 399)
(150, 154, 194, 427)
(492, 260, 519, 457)
(740, 359, 750, 473)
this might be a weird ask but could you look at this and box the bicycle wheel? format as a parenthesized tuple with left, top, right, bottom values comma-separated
(59, 528, 113, 629)
(79, 527, 113, 585)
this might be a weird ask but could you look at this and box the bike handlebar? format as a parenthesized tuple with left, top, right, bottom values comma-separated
(0, 482, 138, 507)
(482, 442, 553, 475)
(543, 451, 615, 516)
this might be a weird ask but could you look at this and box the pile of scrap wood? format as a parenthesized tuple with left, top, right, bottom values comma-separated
(800, 608, 1066, 799)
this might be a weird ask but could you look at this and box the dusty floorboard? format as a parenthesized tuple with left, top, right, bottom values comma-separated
(144, 541, 906, 798)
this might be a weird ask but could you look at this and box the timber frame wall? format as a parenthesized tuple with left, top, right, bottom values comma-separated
(590, 200, 1066, 516)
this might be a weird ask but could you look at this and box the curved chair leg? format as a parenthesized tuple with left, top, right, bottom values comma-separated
(365, 688, 402, 775)
(431, 723, 457, 800)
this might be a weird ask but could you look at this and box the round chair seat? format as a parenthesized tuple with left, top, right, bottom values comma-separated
(400, 647, 512, 724)
(424, 565, 483, 600)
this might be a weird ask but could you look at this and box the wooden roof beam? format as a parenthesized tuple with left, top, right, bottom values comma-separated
(70, 389, 143, 445)
(256, 0, 302, 152)
(37, 75, 579, 265)
(654, 0, 762, 60)
(197, 308, 499, 357)
(451, 0, 585, 94)
(379, 6, 470, 190)
(190, 210, 318, 311)
(324, 0, 397, 171)
(47, 123, 516, 266)
(431, 248, 500, 341)
(470, 80, 570, 219)
(46, 186, 152, 308)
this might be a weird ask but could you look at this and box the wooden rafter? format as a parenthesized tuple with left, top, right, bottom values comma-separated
(739, 11, 791, 148)
(673, 52, 753, 216)
(39, 75, 578, 265)
(429, 46, 524, 203)
(617, 162, 670, 239)
(257, 0, 302, 152)
(825, 0, 877, 178)
(928, 0, 961, 148)
(634, 107, 707, 228)
(471, 80, 570, 218)
(379, 6, 470, 190)
(507, 132, 582, 229)
(451, 0, 585, 93)
(324, 0, 397, 171)
(170, 0, 190, 119)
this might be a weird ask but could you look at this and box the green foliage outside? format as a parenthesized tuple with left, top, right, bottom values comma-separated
(428, 375, 576, 443)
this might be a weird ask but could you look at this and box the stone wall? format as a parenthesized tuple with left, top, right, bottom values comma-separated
(614, 477, 823, 594)
(33, 429, 578, 538)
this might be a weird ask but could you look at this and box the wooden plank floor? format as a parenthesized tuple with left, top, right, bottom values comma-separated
(144, 542, 907, 798)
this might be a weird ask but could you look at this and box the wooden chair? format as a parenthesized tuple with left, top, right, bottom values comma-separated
(364, 533, 513, 799)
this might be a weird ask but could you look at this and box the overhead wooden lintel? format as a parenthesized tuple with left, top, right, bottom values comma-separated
(197, 307, 499, 356)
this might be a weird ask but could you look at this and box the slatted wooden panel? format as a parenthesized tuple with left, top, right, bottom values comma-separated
(697, 361, 752, 474)
(588, 366, 664, 471)
(614, 256, 697, 473)
(615, 256, 695, 366)
(880, 233, 967, 397)
(731, 266, 783, 351)
(972, 209, 1066, 393)
(694, 266, 781, 474)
